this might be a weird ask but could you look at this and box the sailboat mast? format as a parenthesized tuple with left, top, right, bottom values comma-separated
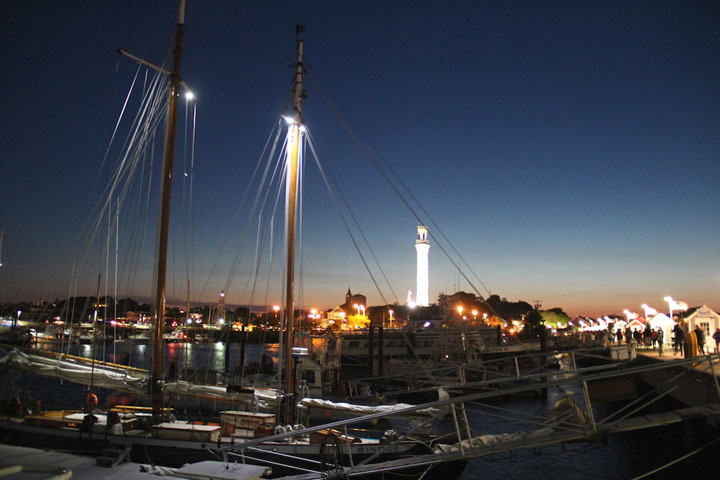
(282, 37, 304, 424)
(152, 0, 186, 417)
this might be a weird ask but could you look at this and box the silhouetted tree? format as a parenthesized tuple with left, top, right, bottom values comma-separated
(523, 310, 544, 340)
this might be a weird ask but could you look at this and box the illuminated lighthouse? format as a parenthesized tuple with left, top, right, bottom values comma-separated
(415, 225, 430, 306)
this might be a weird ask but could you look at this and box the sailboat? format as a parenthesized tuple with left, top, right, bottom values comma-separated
(0, 4, 467, 479)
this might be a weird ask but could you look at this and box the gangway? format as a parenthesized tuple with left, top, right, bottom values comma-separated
(218, 352, 720, 479)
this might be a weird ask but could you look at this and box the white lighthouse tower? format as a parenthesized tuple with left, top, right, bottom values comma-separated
(415, 225, 430, 306)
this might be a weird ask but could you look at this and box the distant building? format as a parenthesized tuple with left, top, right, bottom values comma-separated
(438, 291, 481, 317)
(415, 225, 430, 306)
(339, 287, 367, 316)
(322, 288, 368, 330)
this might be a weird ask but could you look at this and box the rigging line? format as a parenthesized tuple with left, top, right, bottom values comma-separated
(80, 71, 156, 263)
(182, 93, 190, 285)
(189, 102, 197, 308)
(114, 200, 119, 360)
(62, 263, 76, 355)
(89, 64, 143, 207)
(261, 159, 288, 308)
(304, 127, 399, 304)
(297, 134, 304, 311)
(223, 140, 285, 301)
(304, 65, 488, 301)
(118, 128, 148, 296)
(306, 70, 498, 315)
(77, 70, 168, 277)
(203, 83, 295, 300)
(261, 215, 275, 308)
(246, 212, 265, 321)
(364, 136, 493, 299)
(123, 133, 155, 298)
(222, 118, 290, 299)
(114, 102, 167, 300)
(246, 159, 286, 315)
(223, 90, 296, 300)
(198, 116, 284, 302)
(631, 434, 720, 480)
(231, 144, 287, 311)
(86, 65, 166, 230)
(305, 132, 389, 306)
(184, 24, 294, 68)
(107, 86, 166, 299)
(104, 197, 112, 361)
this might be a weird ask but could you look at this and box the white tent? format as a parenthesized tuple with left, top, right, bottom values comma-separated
(648, 313, 674, 348)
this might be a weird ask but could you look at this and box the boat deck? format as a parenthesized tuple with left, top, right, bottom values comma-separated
(0, 444, 270, 480)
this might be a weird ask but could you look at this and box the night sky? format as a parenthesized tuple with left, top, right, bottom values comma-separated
(1, 1, 718, 317)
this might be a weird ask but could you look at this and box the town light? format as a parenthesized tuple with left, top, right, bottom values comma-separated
(623, 309, 638, 322)
(457, 306, 463, 317)
(641, 304, 658, 318)
(185, 91, 195, 101)
(472, 309, 478, 320)
(664, 296, 688, 322)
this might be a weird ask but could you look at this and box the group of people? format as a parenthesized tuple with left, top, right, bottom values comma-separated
(611, 322, 720, 358)
(670, 323, 720, 358)
(612, 325, 665, 353)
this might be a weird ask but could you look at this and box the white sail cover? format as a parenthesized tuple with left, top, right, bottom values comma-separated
(299, 397, 443, 417)
(163, 381, 280, 410)
(0, 349, 148, 395)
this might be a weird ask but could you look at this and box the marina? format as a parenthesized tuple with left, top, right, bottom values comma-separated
(3, 340, 720, 478)
(2, 1, 719, 479)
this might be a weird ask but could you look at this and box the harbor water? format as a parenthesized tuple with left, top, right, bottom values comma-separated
(2, 342, 719, 479)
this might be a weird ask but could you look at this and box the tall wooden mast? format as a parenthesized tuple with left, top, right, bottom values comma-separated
(152, 0, 186, 417)
(282, 35, 304, 425)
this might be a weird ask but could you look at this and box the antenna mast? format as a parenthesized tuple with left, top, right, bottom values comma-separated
(151, 0, 186, 418)
(282, 30, 304, 425)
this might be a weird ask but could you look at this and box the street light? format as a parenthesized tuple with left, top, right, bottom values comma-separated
(272, 305, 280, 327)
(472, 309, 478, 320)
(623, 309, 638, 322)
(457, 306, 463, 318)
(641, 304, 658, 319)
(664, 296, 688, 323)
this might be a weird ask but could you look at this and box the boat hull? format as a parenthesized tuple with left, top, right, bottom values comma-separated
(0, 418, 464, 479)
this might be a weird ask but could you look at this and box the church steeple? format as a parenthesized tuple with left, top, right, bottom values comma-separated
(346, 287, 352, 303)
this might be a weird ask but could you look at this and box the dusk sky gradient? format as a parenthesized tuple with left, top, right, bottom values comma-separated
(1, 1, 718, 318)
